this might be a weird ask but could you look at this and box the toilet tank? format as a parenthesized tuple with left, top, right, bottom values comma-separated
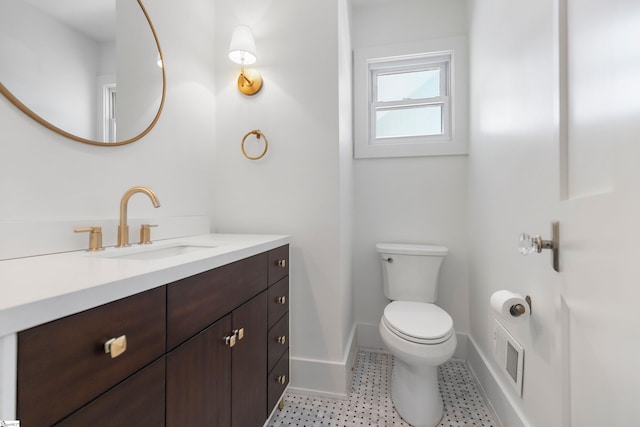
(376, 243, 448, 303)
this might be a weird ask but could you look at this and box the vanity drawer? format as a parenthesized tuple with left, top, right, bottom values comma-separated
(268, 313, 289, 372)
(268, 245, 289, 285)
(267, 277, 289, 328)
(55, 357, 165, 427)
(17, 286, 166, 427)
(167, 252, 268, 350)
(268, 350, 290, 412)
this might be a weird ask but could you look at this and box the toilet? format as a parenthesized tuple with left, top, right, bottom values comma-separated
(377, 243, 457, 427)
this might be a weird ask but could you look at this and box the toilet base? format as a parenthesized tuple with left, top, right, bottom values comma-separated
(391, 359, 443, 427)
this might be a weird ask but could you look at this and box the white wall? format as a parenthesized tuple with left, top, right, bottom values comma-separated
(338, 0, 356, 370)
(1, 0, 100, 139)
(0, 0, 216, 251)
(468, 0, 640, 426)
(212, 0, 355, 396)
(468, 2, 562, 425)
(351, 0, 470, 348)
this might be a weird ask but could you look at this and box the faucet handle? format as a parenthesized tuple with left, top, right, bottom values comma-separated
(74, 226, 104, 252)
(139, 224, 158, 245)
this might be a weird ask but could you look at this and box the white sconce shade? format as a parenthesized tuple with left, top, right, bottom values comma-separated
(228, 24, 262, 95)
(228, 24, 257, 65)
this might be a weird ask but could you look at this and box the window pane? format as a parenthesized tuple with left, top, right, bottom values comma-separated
(376, 105, 443, 139)
(377, 69, 440, 102)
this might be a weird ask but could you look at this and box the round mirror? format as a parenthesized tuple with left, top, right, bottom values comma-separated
(0, 0, 165, 146)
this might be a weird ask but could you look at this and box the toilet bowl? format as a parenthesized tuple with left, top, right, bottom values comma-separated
(376, 243, 456, 427)
(379, 302, 456, 427)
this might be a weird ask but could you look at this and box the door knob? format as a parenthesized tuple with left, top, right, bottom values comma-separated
(519, 221, 560, 272)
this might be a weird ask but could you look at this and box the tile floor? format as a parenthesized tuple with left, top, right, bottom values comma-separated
(267, 351, 499, 427)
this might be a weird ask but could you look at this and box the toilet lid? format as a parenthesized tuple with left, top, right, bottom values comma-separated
(383, 301, 454, 344)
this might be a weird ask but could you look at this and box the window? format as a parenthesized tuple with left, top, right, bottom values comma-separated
(354, 38, 468, 158)
(371, 56, 450, 143)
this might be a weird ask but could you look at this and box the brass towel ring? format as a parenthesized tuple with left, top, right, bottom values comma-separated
(241, 130, 269, 160)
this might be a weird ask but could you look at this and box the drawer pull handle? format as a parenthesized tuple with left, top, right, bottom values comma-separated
(224, 334, 237, 348)
(234, 328, 245, 341)
(276, 296, 287, 305)
(276, 259, 287, 268)
(276, 375, 287, 385)
(104, 335, 127, 359)
(276, 335, 287, 345)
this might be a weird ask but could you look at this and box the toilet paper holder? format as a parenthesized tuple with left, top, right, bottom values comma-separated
(510, 296, 532, 317)
(519, 221, 560, 272)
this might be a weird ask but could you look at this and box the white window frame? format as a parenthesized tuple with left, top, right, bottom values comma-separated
(354, 37, 468, 158)
(104, 84, 117, 143)
(96, 75, 116, 142)
(370, 56, 451, 144)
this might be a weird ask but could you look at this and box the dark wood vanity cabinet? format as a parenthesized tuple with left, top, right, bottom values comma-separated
(16, 244, 289, 427)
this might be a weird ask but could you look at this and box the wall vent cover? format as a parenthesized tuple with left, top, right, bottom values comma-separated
(493, 320, 524, 397)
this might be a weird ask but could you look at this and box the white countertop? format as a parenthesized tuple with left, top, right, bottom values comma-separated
(0, 233, 290, 336)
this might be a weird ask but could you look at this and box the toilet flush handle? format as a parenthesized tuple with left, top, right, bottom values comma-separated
(382, 257, 393, 263)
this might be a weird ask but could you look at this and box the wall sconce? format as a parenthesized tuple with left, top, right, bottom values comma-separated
(228, 24, 263, 95)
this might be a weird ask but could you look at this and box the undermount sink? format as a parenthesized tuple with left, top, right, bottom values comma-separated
(96, 243, 217, 260)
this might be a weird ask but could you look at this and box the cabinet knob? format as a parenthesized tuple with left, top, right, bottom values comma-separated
(224, 334, 237, 348)
(104, 335, 127, 358)
(276, 335, 287, 345)
(276, 375, 287, 385)
(234, 328, 245, 341)
(276, 296, 287, 305)
(276, 259, 287, 268)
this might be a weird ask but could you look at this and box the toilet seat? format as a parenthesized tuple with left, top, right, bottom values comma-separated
(383, 301, 454, 345)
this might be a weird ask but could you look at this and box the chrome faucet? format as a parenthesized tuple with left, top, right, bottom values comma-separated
(117, 186, 161, 247)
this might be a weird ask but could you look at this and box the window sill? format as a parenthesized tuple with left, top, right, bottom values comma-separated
(355, 139, 468, 159)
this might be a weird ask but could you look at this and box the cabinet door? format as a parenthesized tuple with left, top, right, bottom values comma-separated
(267, 277, 289, 328)
(166, 315, 232, 427)
(55, 357, 165, 427)
(167, 253, 268, 350)
(268, 313, 289, 372)
(268, 245, 289, 285)
(268, 350, 290, 412)
(232, 291, 268, 427)
(18, 286, 166, 427)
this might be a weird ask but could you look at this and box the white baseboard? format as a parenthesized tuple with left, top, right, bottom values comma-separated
(289, 324, 357, 399)
(466, 335, 529, 427)
(356, 322, 385, 350)
(355, 322, 469, 360)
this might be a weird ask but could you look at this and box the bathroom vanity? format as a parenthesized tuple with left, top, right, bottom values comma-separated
(0, 234, 290, 427)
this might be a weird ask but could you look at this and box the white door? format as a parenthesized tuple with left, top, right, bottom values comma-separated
(560, 0, 640, 425)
